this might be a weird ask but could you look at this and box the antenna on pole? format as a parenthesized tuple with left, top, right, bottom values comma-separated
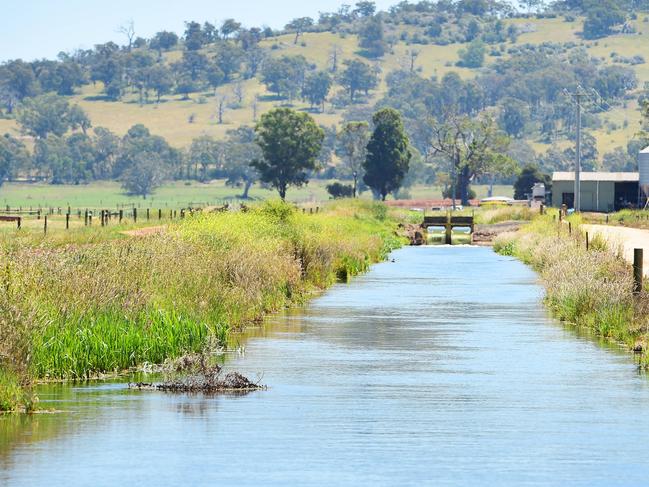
(564, 86, 598, 213)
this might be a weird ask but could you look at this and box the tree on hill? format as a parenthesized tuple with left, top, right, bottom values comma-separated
(285, 17, 314, 45)
(261, 55, 309, 100)
(0, 60, 39, 105)
(359, 16, 386, 58)
(184, 21, 205, 50)
(582, 0, 626, 39)
(148, 64, 174, 102)
(150, 31, 179, 52)
(363, 108, 411, 201)
(214, 43, 243, 81)
(221, 19, 242, 40)
(16, 94, 90, 139)
(457, 40, 486, 68)
(354, 1, 377, 17)
(338, 60, 379, 102)
(499, 97, 530, 138)
(252, 108, 324, 200)
(302, 71, 332, 111)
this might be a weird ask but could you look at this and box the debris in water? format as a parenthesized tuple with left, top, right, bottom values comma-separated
(129, 360, 265, 393)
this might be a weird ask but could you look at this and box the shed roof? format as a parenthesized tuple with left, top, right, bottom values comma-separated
(552, 172, 639, 182)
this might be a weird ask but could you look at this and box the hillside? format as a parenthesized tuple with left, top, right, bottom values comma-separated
(2, 14, 648, 156)
(2, 0, 649, 198)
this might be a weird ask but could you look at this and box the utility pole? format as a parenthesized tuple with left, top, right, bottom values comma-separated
(565, 87, 591, 212)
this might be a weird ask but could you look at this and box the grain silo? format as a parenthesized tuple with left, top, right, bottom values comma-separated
(640, 147, 649, 209)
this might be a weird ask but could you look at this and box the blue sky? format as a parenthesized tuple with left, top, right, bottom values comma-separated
(1, 0, 400, 61)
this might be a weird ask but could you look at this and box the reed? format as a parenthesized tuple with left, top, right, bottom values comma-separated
(0, 200, 402, 409)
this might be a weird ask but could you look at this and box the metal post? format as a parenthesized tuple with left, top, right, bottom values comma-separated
(634, 249, 643, 294)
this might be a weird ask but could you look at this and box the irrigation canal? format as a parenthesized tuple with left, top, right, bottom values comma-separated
(3, 246, 649, 486)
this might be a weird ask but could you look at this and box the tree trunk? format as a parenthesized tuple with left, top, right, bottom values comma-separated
(458, 165, 472, 206)
(241, 180, 252, 199)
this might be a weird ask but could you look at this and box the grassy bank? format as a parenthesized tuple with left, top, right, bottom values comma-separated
(0, 200, 403, 411)
(494, 214, 649, 364)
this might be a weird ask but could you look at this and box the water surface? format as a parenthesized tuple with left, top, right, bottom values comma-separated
(2, 246, 649, 486)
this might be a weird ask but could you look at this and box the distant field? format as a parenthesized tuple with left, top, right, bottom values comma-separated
(0, 181, 513, 210)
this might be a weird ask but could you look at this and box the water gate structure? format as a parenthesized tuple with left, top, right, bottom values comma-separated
(422, 215, 475, 244)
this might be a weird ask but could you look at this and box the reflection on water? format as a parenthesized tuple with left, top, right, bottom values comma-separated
(2, 246, 649, 486)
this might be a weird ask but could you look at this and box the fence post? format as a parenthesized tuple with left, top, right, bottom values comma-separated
(44, 215, 48, 235)
(147, 208, 150, 221)
(159, 209, 162, 220)
(133, 208, 137, 224)
(634, 249, 644, 294)
(568, 222, 572, 235)
(585, 231, 589, 251)
(119, 210, 123, 223)
(66, 213, 70, 230)
(84, 210, 88, 226)
(17, 217, 21, 230)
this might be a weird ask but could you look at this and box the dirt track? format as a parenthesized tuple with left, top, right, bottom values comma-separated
(582, 224, 649, 277)
(121, 226, 166, 237)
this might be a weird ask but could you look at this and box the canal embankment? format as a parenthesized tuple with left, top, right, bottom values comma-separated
(495, 214, 649, 365)
(0, 200, 404, 412)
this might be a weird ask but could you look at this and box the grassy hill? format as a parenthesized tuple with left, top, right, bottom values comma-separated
(2, 14, 649, 159)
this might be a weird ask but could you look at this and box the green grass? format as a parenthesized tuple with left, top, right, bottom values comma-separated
(0, 200, 404, 404)
(0, 180, 513, 212)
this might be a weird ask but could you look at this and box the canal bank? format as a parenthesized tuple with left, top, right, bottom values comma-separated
(2, 246, 649, 486)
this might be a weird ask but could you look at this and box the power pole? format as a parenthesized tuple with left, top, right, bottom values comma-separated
(565, 87, 591, 212)
(575, 93, 581, 212)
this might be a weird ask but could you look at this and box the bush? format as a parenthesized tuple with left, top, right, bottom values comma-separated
(326, 182, 354, 199)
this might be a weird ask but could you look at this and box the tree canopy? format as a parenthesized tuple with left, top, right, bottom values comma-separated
(363, 108, 412, 200)
(252, 108, 324, 199)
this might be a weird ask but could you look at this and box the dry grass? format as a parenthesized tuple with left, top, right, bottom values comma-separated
(495, 214, 649, 363)
(0, 200, 402, 410)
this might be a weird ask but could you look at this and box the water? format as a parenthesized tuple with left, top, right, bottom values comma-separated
(2, 246, 649, 486)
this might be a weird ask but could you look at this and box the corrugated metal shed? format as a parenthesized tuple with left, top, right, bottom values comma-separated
(552, 172, 639, 182)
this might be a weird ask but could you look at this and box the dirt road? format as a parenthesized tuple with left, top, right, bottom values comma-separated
(582, 224, 649, 277)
